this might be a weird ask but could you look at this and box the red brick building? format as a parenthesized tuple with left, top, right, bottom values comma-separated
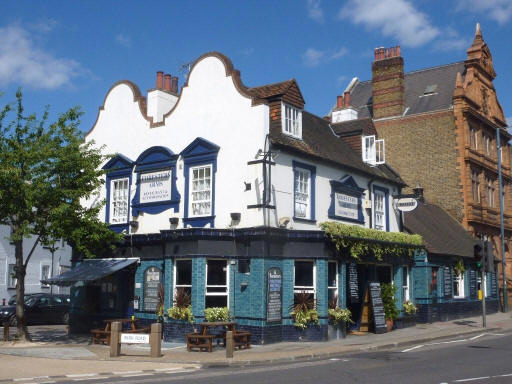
(331, 24, 512, 309)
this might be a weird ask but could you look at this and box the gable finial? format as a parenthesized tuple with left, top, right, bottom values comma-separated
(474, 22, 482, 42)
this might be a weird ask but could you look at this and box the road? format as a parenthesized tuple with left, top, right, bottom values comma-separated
(13, 332, 512, 384)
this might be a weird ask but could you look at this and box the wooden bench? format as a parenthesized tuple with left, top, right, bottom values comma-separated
(124, 326, 151, 334)
(233, 330, 251, 349)
(186, 333, 215, 352)
(91, 328, 110, 345)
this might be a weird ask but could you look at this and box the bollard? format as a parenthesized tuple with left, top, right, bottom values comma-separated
(226, 330, 234, 358)
(3, 322, 8, 342)
(150, 323, 162, 358)
(110, 321, 121, 357)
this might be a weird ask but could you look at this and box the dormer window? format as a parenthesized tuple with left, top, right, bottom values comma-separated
(282, 103, 302, 138)
(362, 135, 385, 165)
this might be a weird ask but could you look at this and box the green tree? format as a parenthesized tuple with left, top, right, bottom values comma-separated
(0, 90, 122, 341)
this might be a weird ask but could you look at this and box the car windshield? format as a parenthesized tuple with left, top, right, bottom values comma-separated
(24, 296, 39, 306)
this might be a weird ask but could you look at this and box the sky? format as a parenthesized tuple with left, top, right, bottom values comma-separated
(0, 1, 511, 133)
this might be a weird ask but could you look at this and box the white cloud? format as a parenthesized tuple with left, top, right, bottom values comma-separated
(0, 24, 84, 90)
(115, 33, 131, 47)
(339, 0, 439, 47)
(433, 27, 471, 52)
(307, 0, 324, 23)
(302, 48, 324, 67)
(302, 47, 348, 67)
(458, 0, 512, 25)
(31, 18, 58, 33)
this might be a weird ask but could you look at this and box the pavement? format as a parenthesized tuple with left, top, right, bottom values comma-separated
(0, 312, 511, 381)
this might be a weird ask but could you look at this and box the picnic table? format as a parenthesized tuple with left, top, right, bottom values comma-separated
(186, 321, 251, 352)
(91, 318, 149, 345)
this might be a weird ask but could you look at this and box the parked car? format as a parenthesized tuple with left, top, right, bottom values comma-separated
(0, 293, 70, 326)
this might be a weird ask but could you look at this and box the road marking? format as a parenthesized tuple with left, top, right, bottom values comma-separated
(71, 378, 104, 381)
(401, 345, 424, 352)
(427, 339, 467, 346)
(492, 373, 512, 377)
(66, 374, 99, 378)
(454, 376, 490, 382)
(112, 370, 143, 375)
(469, 334, 486, 340)
(121, 373, 154, 378)
(154, 367, 191, 372)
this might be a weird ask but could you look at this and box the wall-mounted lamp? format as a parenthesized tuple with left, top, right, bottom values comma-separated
(244, 182, 251, 191)
(230, 212, 241, 221)
(278, 217, 290, 228)
(240, 282, 248, 287)
(129, 220, 139, 230)
(169, 217, 179, 227)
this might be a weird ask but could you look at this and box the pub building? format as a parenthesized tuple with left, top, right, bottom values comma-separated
(44, 52, 460, 343)
(403, 188, 499, 323)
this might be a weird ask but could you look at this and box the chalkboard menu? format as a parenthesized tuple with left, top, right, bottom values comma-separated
(443, 266, 453, 298)
(143, 266, 162, 312)
(491, 273, 497, 297)
(348, 263, 360, 303)
(266, 268, 282, 322)
(369, 282, 387, 334)
(469, 270, 477, 299)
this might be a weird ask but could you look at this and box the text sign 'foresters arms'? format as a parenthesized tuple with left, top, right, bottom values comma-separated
(394, 197, 418, 212)
(335, 193, 358, 219)
(140, 171, 172, 204)
(121, 333, 150, 344)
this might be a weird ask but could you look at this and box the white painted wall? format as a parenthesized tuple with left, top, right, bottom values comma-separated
(86, 53, 402, 235)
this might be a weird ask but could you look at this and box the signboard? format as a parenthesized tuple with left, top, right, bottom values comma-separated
(348, 263, 360, 303)
(368, 282, 387, 334)
(443, 266, 453, 298)
(266, 268, 282, 322)
(143, 266, 162, 312)
(121, 333, 149, 344)
(140, 171, 172, 204)
(394, 197, 418, 212)
(491, 272, 497, 298)
(469, 270, 477, 299)
(335, 193, 359, 220)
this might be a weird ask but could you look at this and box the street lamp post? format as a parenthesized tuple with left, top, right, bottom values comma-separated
(43, 243, 59, 295)
(497, 126, 508, 312)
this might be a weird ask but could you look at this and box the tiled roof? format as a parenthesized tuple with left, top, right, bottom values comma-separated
(270, 111, 405, 186)
(331, 117, 376, 136)
(247, 80, 297, 99)
(348, 61, 466, 118)
(403, 201, 476, 258)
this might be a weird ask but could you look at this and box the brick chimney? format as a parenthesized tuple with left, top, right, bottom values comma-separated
(156, 71, 164, 89)
(332, 90, 358, 123)
(147, 71, 179, 123)
(164, 74, 172, 92)
(371, 46, 405, 119)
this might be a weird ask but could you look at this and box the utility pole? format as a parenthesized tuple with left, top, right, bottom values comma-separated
(43, 242, 59, 294)
(481, 237, 487, 328)
(496, 128, 507, 312)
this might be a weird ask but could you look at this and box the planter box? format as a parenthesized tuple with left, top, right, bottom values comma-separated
(283, 324, 328, 342)
(395, 316, 416, 329)
(328, 322, 347, 340)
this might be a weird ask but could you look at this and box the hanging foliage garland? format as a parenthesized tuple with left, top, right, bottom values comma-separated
(321, 222, 423, 261)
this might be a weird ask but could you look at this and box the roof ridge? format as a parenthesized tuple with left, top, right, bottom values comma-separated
(405, 61, 465, 76)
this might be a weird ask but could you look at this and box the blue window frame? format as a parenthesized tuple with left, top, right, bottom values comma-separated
(181, 137, 220, 228)
(328, 175, 365, 224)
(103, 154, 134, 233)
(292, 160, 316, 222)
(373, 185, 389, 231)
(131, 146, 180, 216)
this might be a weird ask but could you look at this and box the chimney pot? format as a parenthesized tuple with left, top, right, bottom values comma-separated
(343, 91, 351, 107)
(164, 74, 171, 91)
(412, 183, 425, 202)
(337, 95, 344, 109)
(171, 76, 178, 94)
(156, 71, 164, 89)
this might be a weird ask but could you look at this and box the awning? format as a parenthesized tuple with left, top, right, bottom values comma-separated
(42, 258, 139, 286)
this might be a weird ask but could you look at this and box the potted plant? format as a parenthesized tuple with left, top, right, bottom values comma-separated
(401, 300, 417, 328)
(454, 260, 466, 277)
(380, 283, 399, 332)
(204, 306, 230, 322)
(327, 296, 353, 340)
(167, 288, 194, 323)
(289, 291, 320, 340)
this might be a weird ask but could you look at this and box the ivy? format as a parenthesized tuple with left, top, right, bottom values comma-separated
(321, 222, 423, 261)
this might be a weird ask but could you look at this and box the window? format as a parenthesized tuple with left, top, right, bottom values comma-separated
(294, 168, 310, 219)
(110, 178, 129, 224)
(294, 260, 315, 304)
(174, 259, 192, 298)
(469, 125, 478, 149)
(206, 260, 228, 308)
(471, 169, 480, 203)
(328, 261, 338, 305)
(282, 103, 302, 138)
(484, 133, 491, 156)
(362, 135, 385, 165)
(41, 264, 51, 287)
(454, 270, 465, 298)
(374, 190, 386, 231)
(486, 176, 495, 207)
(7, 264, 16, 289)
(189, 165, 212, 217)
(402, 266, 410, 301)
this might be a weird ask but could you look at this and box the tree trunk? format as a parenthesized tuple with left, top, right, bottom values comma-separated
(15, 239, 31, 341)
